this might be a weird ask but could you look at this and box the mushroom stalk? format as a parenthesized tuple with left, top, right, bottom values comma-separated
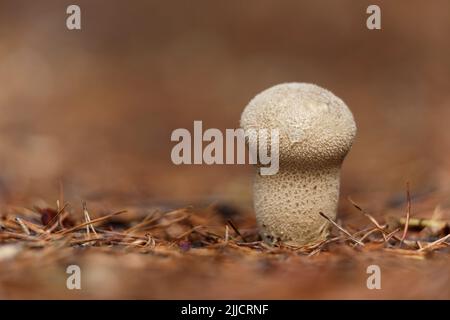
(254, 165, 340, 245)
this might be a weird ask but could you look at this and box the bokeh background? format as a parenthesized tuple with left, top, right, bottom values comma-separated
(0, 0, 449, 299)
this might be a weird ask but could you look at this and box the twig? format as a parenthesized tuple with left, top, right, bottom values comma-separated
(125, 211, 160, 234)
(224, 225, 229, 244)
(142, 234, 156, 248)
(307, 236, 343, 256)
(15, 218, 31, 235)
(43, 203, 69, 230)
(70, 237, 105, 245)
(227, 219, 247, 242)
(17, 219, 45, 235)
(58, 181, 65, 228)
(147, 214, 189, 230)
(175, 226, 202, 240)
(348, 197, 387, 241)
(57, 210, 127, 235)
(82, 201, 97, 237)
(347, 198, 413, 246)
(0, 231, 38, 241)
(359, 227, 380, 242)
(416, 241, 423, 250)
(385, 228, 400, 242)
(418, 234, 450, 252)
(400, 182, 411, 244)
(319, 212, 364, 246)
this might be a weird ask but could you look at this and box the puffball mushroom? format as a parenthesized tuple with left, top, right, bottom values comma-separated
(240, 83, 356, 246)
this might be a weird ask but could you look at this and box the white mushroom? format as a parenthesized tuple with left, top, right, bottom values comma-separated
(240, 83, 356, 246)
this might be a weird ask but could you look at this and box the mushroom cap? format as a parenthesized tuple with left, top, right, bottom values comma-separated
(240, 83, 356, 166)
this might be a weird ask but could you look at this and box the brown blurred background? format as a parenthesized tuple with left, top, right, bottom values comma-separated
(1, 0, 450, 300)
(0, 0, 450, 214)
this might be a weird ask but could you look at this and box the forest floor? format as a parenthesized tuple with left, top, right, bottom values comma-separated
(1, 186, 448, 299)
